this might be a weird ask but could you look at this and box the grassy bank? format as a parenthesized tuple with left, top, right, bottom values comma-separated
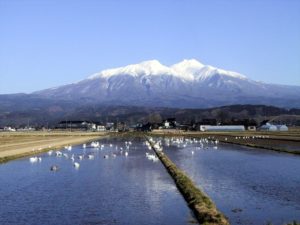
(146, 137, 230, 225)
(218, 139, 300, 155)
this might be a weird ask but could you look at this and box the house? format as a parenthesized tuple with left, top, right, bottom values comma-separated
(200, 125, 245, 132)
(116, 122, 128, 132)
(90, 123, 97, 130)
(105, 122, 115, 131)
(164, 120, 170, 128)
(247, 126, 256, 131)
(163, 118, 177, 129)
(3, 126, 16, 132)
(96, 125, 106, 132)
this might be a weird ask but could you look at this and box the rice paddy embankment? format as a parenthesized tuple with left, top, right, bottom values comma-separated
(146, 137, 230, 225)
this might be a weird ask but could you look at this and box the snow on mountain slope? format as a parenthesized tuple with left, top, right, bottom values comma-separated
(89, 60, 172, 79)
(34, 59, 300, 108)
(88, 59, 246, 81)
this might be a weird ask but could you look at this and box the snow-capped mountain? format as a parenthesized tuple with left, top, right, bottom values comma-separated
(88, 59, 246, 81)
(34, 59, 300, 108)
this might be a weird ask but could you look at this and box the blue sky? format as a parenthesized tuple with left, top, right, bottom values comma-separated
(0, 0, 300, 94)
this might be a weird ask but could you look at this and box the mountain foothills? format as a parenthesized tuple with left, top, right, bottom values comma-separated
(1, 99, 300, 127)
(1, 59, 300, 127)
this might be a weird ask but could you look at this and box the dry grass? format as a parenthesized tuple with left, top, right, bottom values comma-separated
(0, 131, 109, 163)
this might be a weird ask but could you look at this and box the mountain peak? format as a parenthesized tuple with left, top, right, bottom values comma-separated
(139, 59, 162, 67)
(88, 58, 248, 81)
(170, 59, 204, 80)
(136, 59, 170, 74)
(172, 59, 204, 68)
(88, 59, 170, 79)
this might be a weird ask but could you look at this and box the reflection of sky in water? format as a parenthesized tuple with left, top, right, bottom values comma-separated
(0, 138, 191, 225)
(162, 137, 300, 225)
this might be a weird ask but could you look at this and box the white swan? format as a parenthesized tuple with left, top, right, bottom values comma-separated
(47, 150, 53, 156)
(29, 157, 38, 163)
(88, 154, 94, 160)
(50, 165, 59, 171)
(146, 154, 158, 162)
(73, 162, 80, 168)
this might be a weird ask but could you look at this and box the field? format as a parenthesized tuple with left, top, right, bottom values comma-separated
(0, 131, 108, 163)
(1, 129, 300, 163)
(1, 130, 300, 225)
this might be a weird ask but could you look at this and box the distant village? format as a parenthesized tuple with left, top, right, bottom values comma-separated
(0, 117, 289, 132)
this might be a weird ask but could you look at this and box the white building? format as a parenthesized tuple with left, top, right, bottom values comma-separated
(3, 126, 16, 132)
(164, 121, 170, 128)
(97, 125, 106, 132)
(259, 123, 278, 131)
(17, 127, 36, 132)
(276, 125, 288, 131)
(247, 126, 256, 131)
(200, 125, 245, 132)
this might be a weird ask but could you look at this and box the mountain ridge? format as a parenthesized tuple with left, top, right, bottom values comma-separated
(87, 59, 247, 81)
(31, 59, 300, 108)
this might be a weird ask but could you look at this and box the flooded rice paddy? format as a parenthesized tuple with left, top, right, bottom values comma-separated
(0, 137, 193, 225)
(159, 137, 300, 225)
(1, 136, 300, 225)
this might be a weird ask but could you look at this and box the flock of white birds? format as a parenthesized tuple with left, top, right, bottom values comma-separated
(28, 139, 162, 171)
(28, 135, 270, 171)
